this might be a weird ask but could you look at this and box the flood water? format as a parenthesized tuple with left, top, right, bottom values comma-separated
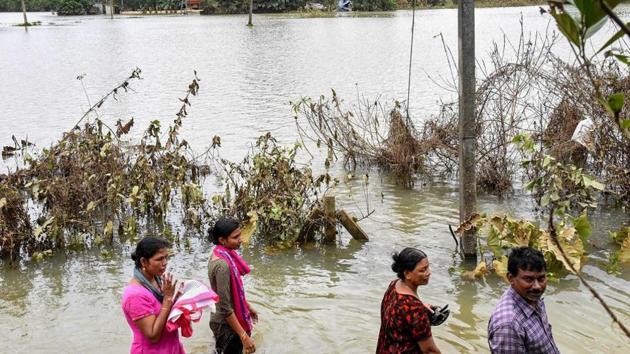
(1, 7, 629, 353)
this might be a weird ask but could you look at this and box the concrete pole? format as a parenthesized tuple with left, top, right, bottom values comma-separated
(458, 0, 477, 259)
(20, 0, 28, 27)
(110, 0, 114, 19)
(247, 0, 253, 26)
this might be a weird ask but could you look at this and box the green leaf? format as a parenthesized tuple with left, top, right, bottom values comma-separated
(487, 227, 503, 258)
(551, 11, 581, 47)
(582, 175, 605, 190)
(541, 194, 550, 207)
(86, 201, 96, 212)
(573, 213, 592, 243)
(492, 256, 509, 281)
(525, 179, 538, 191)
(613, 54, 630, 65)
(543, 155, 555, 168)
(104, 220, 114, 238)
(621, 119, 630, 129)
(596, 25, 629, 54)
(570, 0, 606, 36)
(607, 93, 625, 114)
(512, 134, 524, 144)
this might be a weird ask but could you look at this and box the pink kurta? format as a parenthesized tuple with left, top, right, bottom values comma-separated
(122, 284, 185, 354)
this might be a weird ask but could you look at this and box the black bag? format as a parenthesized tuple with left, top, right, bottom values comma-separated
(429, 304, 450, 326)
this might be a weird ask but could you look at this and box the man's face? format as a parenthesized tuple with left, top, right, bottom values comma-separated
(508, 268, 547, 305)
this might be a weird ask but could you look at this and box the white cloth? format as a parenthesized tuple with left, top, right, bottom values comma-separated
(167, 280, 218, 332)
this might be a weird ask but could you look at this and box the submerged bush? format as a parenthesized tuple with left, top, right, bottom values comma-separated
(210, 133, 332, 247)
(0, 69, 212, 261)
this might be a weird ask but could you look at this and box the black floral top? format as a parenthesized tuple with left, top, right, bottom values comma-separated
(376, 281, 432, 353)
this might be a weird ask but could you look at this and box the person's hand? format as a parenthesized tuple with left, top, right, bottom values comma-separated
(161, 272, 178, 300)
(249, 306, 259, 324)
(241, 334, 256, 354)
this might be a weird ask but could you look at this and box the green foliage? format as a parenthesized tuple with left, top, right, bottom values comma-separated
(200, 0, 310, 14)
(549, 0, 630, 141)
(56, 0, 92, 15)
(352, 0, 397, 11)
(0, 69, 211, 261)
(457, 213, 588, 278)
(607, 226, 630, 272)
(514, 133, 604, 216)
(212, 133, 330, 247)
(0, 0, 56, 11)
(459, 134, 607, 279)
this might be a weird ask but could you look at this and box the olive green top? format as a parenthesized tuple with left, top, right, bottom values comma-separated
(208, 258, 233, 324)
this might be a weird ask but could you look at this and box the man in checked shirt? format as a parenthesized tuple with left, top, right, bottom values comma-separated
(488, 247, 561, 354)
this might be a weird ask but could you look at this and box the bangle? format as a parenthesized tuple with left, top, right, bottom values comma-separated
(240, 332, 248, 341)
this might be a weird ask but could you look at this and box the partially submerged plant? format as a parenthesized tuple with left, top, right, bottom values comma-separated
(293, 92, 425, 188)
(0, 69, 211, 261)
(210, 133, 333, 247)
(457, 132, 604, 280)
(607, 225, 630, 273)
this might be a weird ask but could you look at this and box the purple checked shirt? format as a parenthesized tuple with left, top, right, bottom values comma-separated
(488, 287, 560, 354)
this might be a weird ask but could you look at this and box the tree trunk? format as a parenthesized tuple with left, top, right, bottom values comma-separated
(20, 0, 28, 27)
(247, 0, 253, 26)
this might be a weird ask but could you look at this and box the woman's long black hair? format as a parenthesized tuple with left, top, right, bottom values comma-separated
(208, 217, 240, 245)
(391, 247, 427, 279)
(131, 236, 171, 269)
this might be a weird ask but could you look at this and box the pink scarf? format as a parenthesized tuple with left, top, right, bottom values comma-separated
(213, 245, 253, 333)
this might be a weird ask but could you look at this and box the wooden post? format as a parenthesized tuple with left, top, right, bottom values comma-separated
(298, 208, 323, 242)
(247, 0, 253, 26)
(323, 195, 336, 242)
(337, 210, 369, 241)
(20, 0, 28, 28)
(458, 0, 477, 259)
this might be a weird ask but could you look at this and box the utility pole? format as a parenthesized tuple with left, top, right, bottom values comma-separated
(247, 0, 253, 26)
(110, 0, 114, 19)
(458, 0, 477, 259)
(20, 0, 28, 27)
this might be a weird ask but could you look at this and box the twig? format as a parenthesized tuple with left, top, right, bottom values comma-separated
(599, 0, 630, 40)
(406, 0, 416, 124)
(547, 210, 630, 338)
(72, 68, 142, 130)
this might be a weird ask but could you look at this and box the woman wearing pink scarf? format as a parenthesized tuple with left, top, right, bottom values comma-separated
(208, 217, 258, 354)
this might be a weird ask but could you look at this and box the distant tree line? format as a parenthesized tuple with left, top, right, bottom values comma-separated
(0, 0, 55, 11)
(0, 0, 94, 14)
(0, 0, 583, 15)
(199, 0, 401, 13)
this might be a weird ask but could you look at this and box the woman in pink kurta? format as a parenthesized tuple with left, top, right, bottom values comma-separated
(121, 237, 185, 354)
